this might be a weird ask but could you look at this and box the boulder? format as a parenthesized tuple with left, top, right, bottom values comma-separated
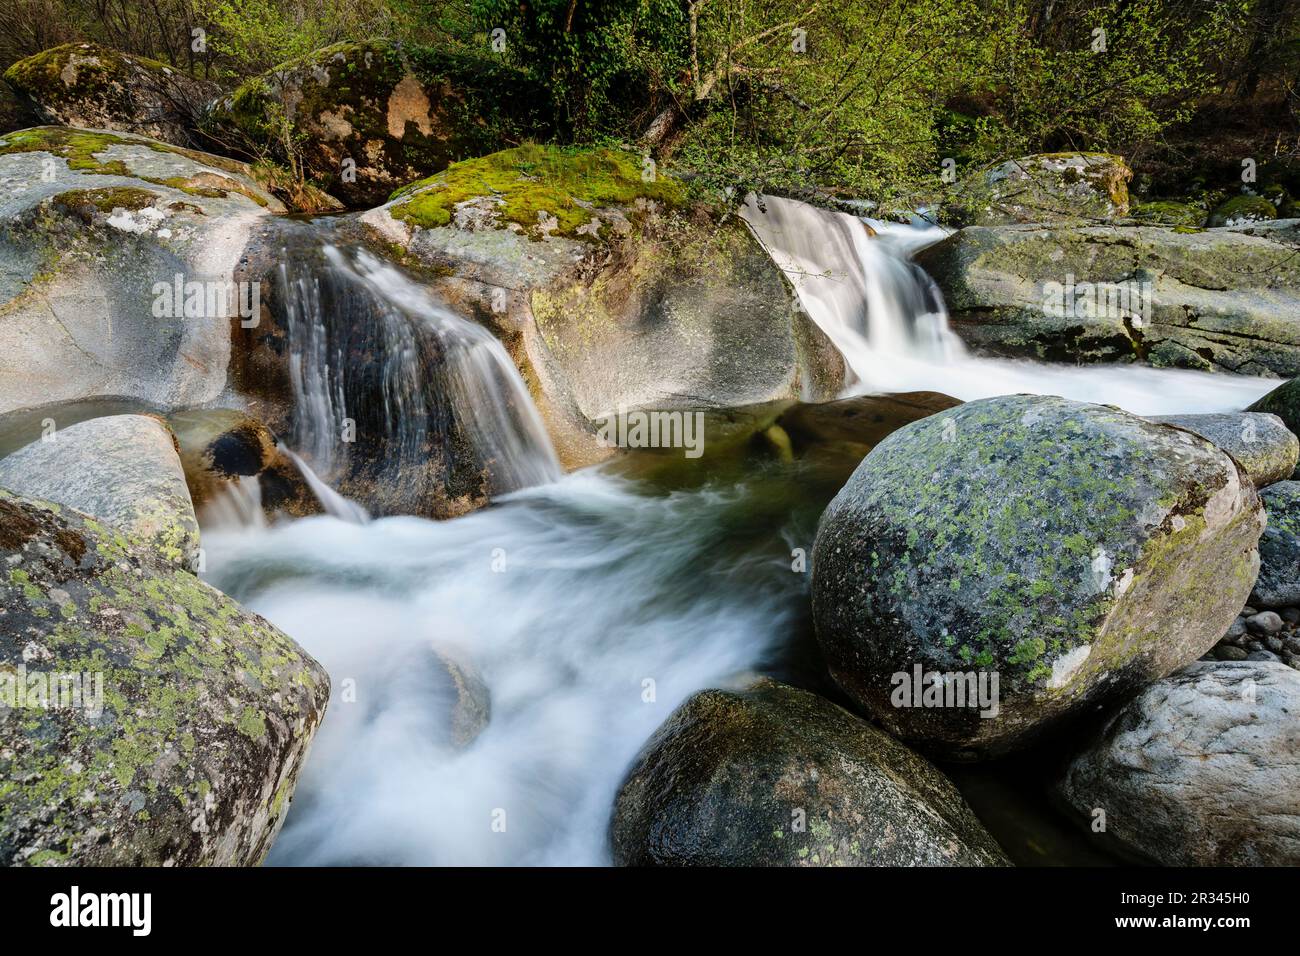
(916, 221, 1300, 375)
(363, 145, 844, 467)
(0, 126, 283, 417)
(1248, 377, 1300, 475)
(1251, 480, 1300, 608)
(1055, 661, 1300, 865)
(166, 408, 319, 520)
(208, 40, 551, 207)
(947, 153, 1132, 226)
(1147, 412, 1298, 487)
(3, 43, 216, 148)
(0, 491, 330, 865)
(1207, 195, 1278, 228)
(0, 79, 37, 135)
(0, 414, 198, 568)
(775, 391, 962, 458)
(811, 395, 1265, 759)
(609, 679, 1007, 866)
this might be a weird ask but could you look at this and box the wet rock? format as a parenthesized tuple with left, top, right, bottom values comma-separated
(0, 491, 330, 865)
(812, 395, 1265, 759)
(3, 43, 216, 148)
(0, 414, 198, 569)
(166, 408, 318, 519)
(1214, 645, 1249, 661)
(1247, 610, 1284, 635)
(916, 221, 1300, 375)
(208, 40, 551, 207)
(776, 391, 962, 457)
(1148, 413, 1298, 487)
(609, 679, 1008, 866)
(946, 152, 1132, 226)
(1250, 481, 1300, 608)
(368, 146, 844, 467)
(1055, 661, 1300, 865)
(0, 126, 283, 417)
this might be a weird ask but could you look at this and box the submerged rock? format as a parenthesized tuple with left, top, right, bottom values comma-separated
(776, 391, 962, 457)
(1148, 412, 1298, 487)
(811, 395, 1265, 758)
(609, 679, 1007, 866)
(166, 408, 319, 519)
(947, 152, 1132, 226)
(918, 220, 1300, 375)
(367, 145, 844, 466)
(0, 491, 329, 865)
(0, 126, 283, 417)
(1251, 481, 1300, 608)
(209, 40, 551, 207)
(1055, 661, 1300, 865)
(3, 43, 216, 148)
(0, 414, 198, 569)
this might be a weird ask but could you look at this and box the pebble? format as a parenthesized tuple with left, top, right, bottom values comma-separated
(1214, 645, 1249, 661)
(1248, 649, 1282, 663)
(1266, 636, 1285, 653)
(1225, 618, 1248, 639)
(1247, 611, 1284, 635)
(1241, 606, 1259, 617)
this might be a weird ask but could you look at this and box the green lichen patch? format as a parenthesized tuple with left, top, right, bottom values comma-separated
(388, 144, 684, 239)
(52, 185, 159, 212)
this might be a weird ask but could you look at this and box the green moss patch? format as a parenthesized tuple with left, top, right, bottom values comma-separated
(53, 186, 158, 212)
(388, 144, 683, 239)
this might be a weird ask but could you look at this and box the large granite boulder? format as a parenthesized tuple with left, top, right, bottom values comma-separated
(0, 414, 198, 568)
(208, 40, 551, 207)
(0, 491, 329, 865)
(3, 43, 216, 148)
(609, 679, 1008, 866)
(1148, 412, 1298, 487)
(1055, 660, 1300, 865)
(0, 126, 283, 417)
(916, 220, 1300, 375)
(812, 395, 1265, 759)
(946, 152, 1132, 226)
(362, 145, 844, 467)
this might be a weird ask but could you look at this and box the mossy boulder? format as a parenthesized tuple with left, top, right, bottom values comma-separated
(209, 40, 551, 207)
(1130, 200, 1203, 227)
(0, 127, 282, 417)
(916, 221, 1300, 375)
(811, 395, 1265, 759)
(0, 415, 199, 569)
(609, 678, 1008, 866)
(946, 152, 1132, 226)
(166, 409, 320, 520)
(367, 145, 844, 466)
(1250, 480, 1300, 608)
(3, 43, 216, 148)
(0, 491, 330, 865)
(1206, 194, 1278, 228)
(1147, 412, 1299, 488)
(1055, 661, 1300, 865)
(1246, 376, 1300, 472)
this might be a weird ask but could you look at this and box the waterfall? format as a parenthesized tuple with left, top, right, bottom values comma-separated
(272, 231, 561, 514)
(740, 193, 1277, 415)
(282, 447, 369, 524)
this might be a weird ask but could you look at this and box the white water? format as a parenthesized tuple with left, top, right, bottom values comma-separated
(202, 469, 807, 866)
(741, 193, 1279, 414)
(281, 448, 369, 524)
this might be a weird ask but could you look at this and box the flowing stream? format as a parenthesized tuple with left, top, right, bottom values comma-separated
(198, 198, 1286, 866)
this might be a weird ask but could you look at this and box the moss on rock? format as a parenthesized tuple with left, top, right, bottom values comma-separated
(1206, 194, 1278, 227)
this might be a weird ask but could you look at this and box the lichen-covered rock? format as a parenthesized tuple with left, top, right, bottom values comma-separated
(208, 40, 550, 207)
(1055, 661, 1300, 865)
(3, 43, 216, 148)
(609, 679, 1008, 866)
(166, 408, 319, 519)
(0, 126, 283, 416)
(1248, 378, 1300, 476)
(947, 153, 1132, 226)
(0, 491, 329, 865)
(366, 145, 844, 466)
(1148, 412, 1299, 487)
(0, 414, 198, 569)
(1251, 481, 1300, 608)
(1130, 200, 1203, 227)
(811, 395, 1265, 759)
(916, 221, 1300, 375)
(1206, 195, 1278, 228)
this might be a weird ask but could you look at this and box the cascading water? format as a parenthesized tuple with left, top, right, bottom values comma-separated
(741, 193, 1278, 414)
(271, 227, 560, 515)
